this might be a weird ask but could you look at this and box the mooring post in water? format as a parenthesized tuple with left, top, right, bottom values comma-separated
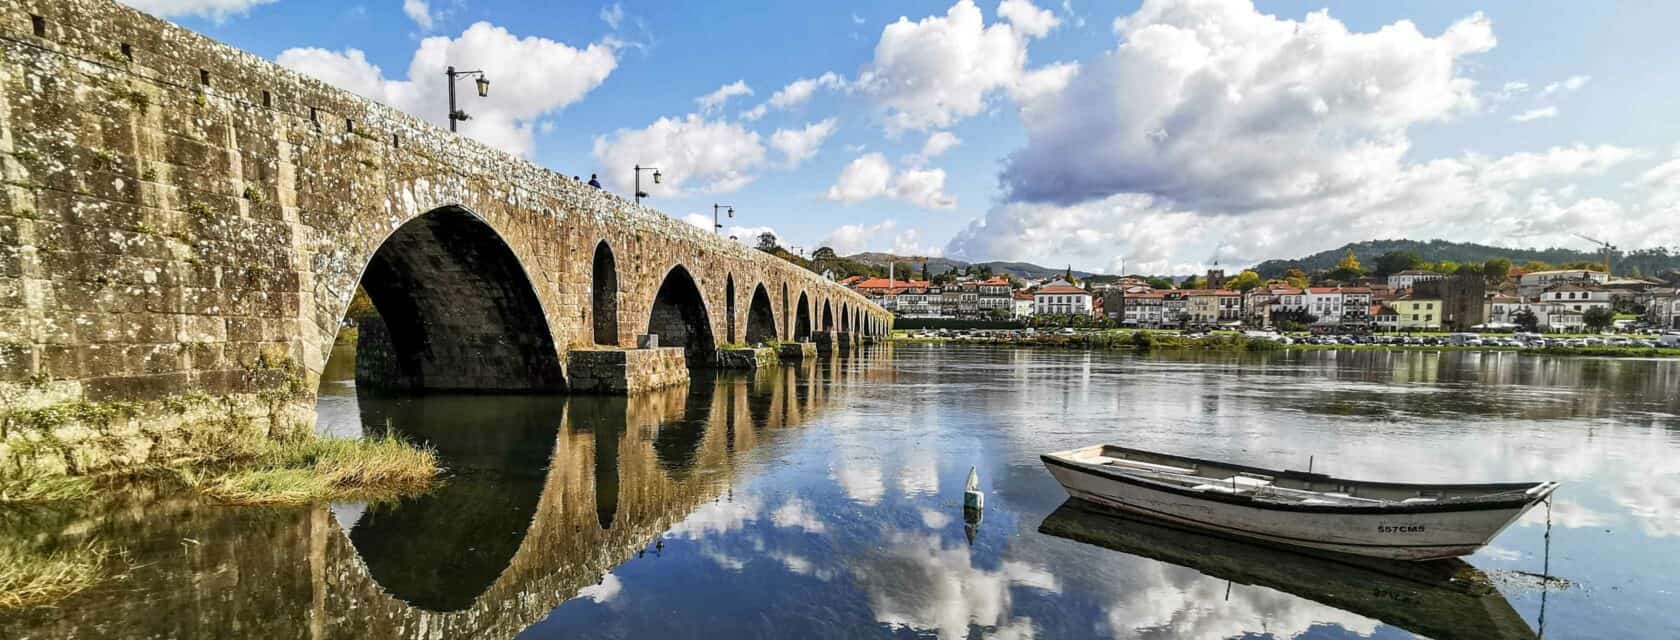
(1308, 455, 1314, 474)
(964, 467, 984, 511)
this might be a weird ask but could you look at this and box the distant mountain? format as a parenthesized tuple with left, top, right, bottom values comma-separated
(844, 253, 1097, 280)
(1250, 239, 1680, 279)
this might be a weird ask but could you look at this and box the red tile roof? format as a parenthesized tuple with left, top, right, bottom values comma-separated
(851, 277, 930, 289)
(1035, 284, 1090, 295)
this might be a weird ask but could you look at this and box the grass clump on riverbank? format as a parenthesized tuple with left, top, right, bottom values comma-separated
(0, 542, 110, 610)
(0, 475, 96, 505)
(175, 431, 438, 506)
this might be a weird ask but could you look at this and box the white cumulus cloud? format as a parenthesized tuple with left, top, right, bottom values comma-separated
(1511, 106, 1559, 122)
(592, 114, 767, 195)
(119, 0, 275, 20)
(696, 80, 754, 114)
(893, 167, 958, 209)
(1541, 74, 1591, 96)
(826, 153, 894, 203)
(770, 118, 840, 168)
(947, 143, 1657, 274)
(826, 153, 957, 209)
(999, 0, 1061, 38)
(278, 22, 618, 158)
(770, 72, 848, 109)
(402, 0, 434, 30)
(856, 0, 1068, 134)
(999, 0, 1495, 211)
(918, 131, 962, 162)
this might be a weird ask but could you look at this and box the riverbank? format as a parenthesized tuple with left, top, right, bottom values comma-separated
(0, 427, 437, 611)
(1, 428, 438, 508)
(891, 330, 1680, 357)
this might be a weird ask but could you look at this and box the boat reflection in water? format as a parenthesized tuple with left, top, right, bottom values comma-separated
(1037, 501, 1537, 640)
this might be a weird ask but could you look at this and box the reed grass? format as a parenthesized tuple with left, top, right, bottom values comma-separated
(0, 542, 109, 610)
(0, 475, 95, 505)
(179, 432, 438, 506)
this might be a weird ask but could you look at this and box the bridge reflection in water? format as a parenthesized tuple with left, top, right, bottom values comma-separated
(0, 351, 873, 640)
(324, 358, 855, 638)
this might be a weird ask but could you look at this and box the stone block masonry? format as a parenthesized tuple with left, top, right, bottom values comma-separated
(0, 0, 891, 477)
(566, 348, 688, 394)
(716, 347, 777, 370)
(778, 342, 816, 362)
(812, 331, 837, 354)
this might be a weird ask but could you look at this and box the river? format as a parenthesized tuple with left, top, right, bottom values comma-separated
(4, 344, 1677, 639)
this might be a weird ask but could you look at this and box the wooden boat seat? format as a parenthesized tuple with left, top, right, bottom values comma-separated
(1093, 456, 1198, 476)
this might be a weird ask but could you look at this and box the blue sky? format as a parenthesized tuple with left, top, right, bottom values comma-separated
(132, 0, 1680, 274)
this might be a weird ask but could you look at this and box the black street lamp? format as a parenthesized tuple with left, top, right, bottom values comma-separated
(712, 203, 734, 234)
(634, 164, 662, 205)
(445, 66, 489, 133)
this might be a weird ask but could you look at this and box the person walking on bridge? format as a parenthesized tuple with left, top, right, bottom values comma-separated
(588, 174, 602, 189)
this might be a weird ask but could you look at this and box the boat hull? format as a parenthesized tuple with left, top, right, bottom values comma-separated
(1043, 457, 1536, 561)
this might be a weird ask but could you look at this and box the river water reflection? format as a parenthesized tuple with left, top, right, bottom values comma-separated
(4, 345, 1678, 639)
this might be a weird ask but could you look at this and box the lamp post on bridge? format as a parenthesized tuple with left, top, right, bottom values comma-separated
(712, 203, 734, 234)
(634, 164, 662, 205)
(445, 66, 490, 133)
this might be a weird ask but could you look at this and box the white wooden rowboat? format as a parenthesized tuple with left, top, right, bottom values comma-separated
(1042, 444, 1558, 561)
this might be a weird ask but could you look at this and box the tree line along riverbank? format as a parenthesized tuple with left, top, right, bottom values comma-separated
(891, 330, 1680, 358)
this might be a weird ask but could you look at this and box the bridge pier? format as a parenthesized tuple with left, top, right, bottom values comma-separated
(835, 332, 856, 354)
(715, 347, 778, 370)
(565, 348, 688, 394)
(812, 331, 837, 355)
(778, 342, 817, 362)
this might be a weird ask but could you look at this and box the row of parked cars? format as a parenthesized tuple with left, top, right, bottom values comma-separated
(1285, 333, 1677, 349)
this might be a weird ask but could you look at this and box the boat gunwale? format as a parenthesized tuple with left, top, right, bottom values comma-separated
(1042, 447, 1553, 515)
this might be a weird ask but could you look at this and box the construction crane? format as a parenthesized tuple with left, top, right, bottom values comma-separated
(1573, 234, 1616, 274)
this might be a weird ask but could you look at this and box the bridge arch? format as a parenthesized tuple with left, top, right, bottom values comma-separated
(821, 300, 834, 331)
(794, 292, 812, 341)
(780, 282, 790, 338)
(746, 284, 778, 345)
(648, 265, 716, 367)
(592, 241, 619, 346)
(351, 205, 565, 391)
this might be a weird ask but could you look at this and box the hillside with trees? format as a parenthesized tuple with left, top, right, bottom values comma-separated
(1252, 239, 1680, 280)
(844, 253, 1096, 280)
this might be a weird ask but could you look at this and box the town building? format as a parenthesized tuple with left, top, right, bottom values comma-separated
(1373, 304, 1400, 331)
(1485, 293, 1524, 327)
(1388, 296, 1442, 331)
(1012, 292, 1036, 318)
(1539, 282, 1611, 316)
(1647, 289, 1680, 330)
(1387, 270, 1444, 291)
(1517, 269, 1609, 298)
(1119, 291, 1165, 327)
(1414, 274, 1487, 331)
(1162, 291, 1190, 327)
(1186, 290, 1242, 326)
(1034, 284, 1094, 316)
(977, 277, 1013, 315)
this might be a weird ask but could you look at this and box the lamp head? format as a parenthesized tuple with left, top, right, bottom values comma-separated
(652, 169, 663, 184)
(727, 207, 734, 217)
(475, 76, 490, 98)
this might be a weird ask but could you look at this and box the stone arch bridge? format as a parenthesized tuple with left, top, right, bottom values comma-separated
(0, 1, 890, 472)
(0, 1, 890, 397)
